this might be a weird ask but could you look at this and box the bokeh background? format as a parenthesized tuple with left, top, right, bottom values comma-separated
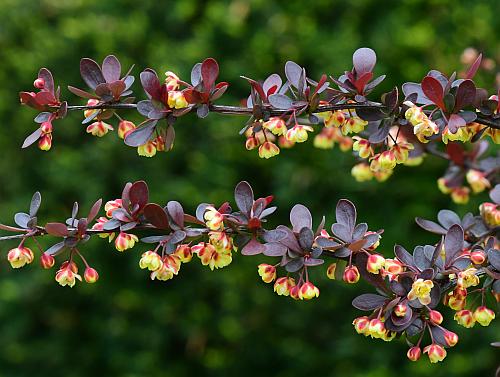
(0, 0, 499, 376)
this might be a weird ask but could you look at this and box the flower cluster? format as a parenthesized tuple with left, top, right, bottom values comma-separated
(16, 48, 499, 202)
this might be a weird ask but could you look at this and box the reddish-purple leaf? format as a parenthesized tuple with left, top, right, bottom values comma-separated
(108, 80, 126, 99)
(140, 69, 162, 100)
(87, 199, 102, 223)
(263, 74, 282, 96)
(45, 222, 69, 237)
(465, 53, 482, 79)
(447, 114, 466, 133)
(454, 79, 476, 111)
(80, 58, 105, 89)
(201, 58, 219, 93)
(38, 68, 54, 94)
(285, 61, 302, 88)
(67, 85, 99, 99)
(421, 76, 445, 109)
(129, 181, 149, 210)
(415, 218, 447, 234)
(394, 245, 414, 266)
(352, 47, 376, 75)
(241, 238, 265, 256)
(143, 203, 170, 230)
(353, 72, 373, 93)
(263, 242, 287, 257)
(102, 55, 121, 82)
(268, 93, 293, 109)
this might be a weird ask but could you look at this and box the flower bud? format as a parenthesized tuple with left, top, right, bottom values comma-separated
(326, 263, 337, 279)
(473, 306, 495, 326)
(454, 309, 475, 328)
(383, 258, 404, 276)
(423, 343, 446, 363)
(324, 110, 345, 127)
(470, 250, 486, 265)
(139, 250, 162, 271)
(274, 277, 295, 296)
(7, 246, 34, 268)
(479, 202, 500, 227)
(83, 99, 100, 118)
(38, 134, 52, 151)
(289, 285, 300, 300)
(298, 282, 320, 300)
(352, 316, 370, 335)
(407, 346, 421, 361)
(84, 267, 99, 283)
(257, 264, 276, 283)
(341, 116, 367, 135)
(104, 199, 122, 217)
(114, 232, 139, 252)
(343, 265, 360, 284)
(245, 136, 259, 150)
(40, 121, 53, 134)
(117, 120, 136, 139)
(34, 78, 45, 89)
(258, 141, 280, 159)
(364, 231, 381, 251)
(352, 137, 372, 158)
(40, 252, 55, 269)
(204, 206, 224, 230)
(366, 254, 385, 274)
(444, 330, 458, 347)
(394, 303, 408, 317)
(429, 310, 443, 325)
(368, 318, 386, 339)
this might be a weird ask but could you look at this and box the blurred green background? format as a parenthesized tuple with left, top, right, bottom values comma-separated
(0, 0, 499, 376)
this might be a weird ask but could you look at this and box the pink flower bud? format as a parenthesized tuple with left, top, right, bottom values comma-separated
(407, 346, 421, 361)
(423, 343, 447, 363)
(40, 252, 55, 269)
(298, 282, 320, 300)
(470, 250, 486, 265)
(444, 330, 458, 347)
(366, 253, 385, 274)
(326, 263, 337, 279)
(352, 316, 370, 335)
(38, 134, 52, 151)
(40, 121, 53, 134)
(429, 310, 443, 325)
(343, 265, 360, 284)
(117, 120, 136, 139)
(394, 303, 408, 317)
(84, 267, 99, 283)
(7, 246, 34, 268)
(34, 78, 45, 89)
(257, 264, 276, 284)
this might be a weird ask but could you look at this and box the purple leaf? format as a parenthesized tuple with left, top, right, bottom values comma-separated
(38, 68, 55, 94)
(140, 69, 162, 100)
(488, 249, 500, 271)
(489, 184, 500, 204)
(263, 242, 287, 257)
(290, 204, 312, 233)
(263, 73, 282, 96)
(14, 213, 30, 228)
(335, 199, 356, 232)
(298, 227, 314, 250)
(87, 199, 102, 223)
(191, 63, 202, 86)
(454, 79, 476, 111)
(166, 201, 185, 228)
(241, 238, 265, 256)
(447, 114, 466, 133)
(465, 53, 482, 79)
(29, 192, 42, 217)
(80, 58, 105, 89)
(437, 210, 461, 229)
(102, 55, 121, 82)
(143, 203, 170, 230)
(415, 217, 447, 234)
(22, 128, 42, 149)
(285, 61, 302, 88)
(352, 47, 376, 75)
(331, 223, 352, 241)
(268, 93, 293, 109)
(234, 181, 254, 216)
(394, 245, 414, 266)
(444, 224, 464, 265)
(45, 241, 65, 256)
(304, 258, 324, 266)
(124, 120, 157, 147)
(352, 293, 387, 311)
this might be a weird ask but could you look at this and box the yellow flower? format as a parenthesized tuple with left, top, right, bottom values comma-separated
(351, 163, 373, 182)
(164, 71, 180, 91)
(139, 251, 163, 271)
(473, 306, 495, 326)
(407, 279, 433, 305)
(341, 116, 367, 135)
(7, 246, 34, 268)
(286, 125, 314, 143)
(324, 110, 346, 127)
(424, 344, 447, 363)
(352, 316, 370, 335)
(442, 126, 471, 144)
(366, 254, 385, 274)
(204, 206, 224, 231)
(86, 121, 113, 137)
(457, 268, 479, 289)
(258, 141, 280, 159)
(263, 117, 286, 136)
(137, 140, 157, 157)
(273, 277, 295, 296)
(466, 169, 490, 193)
(479, 202, 500, 227)
(451, 187, 470, 204)
(167, 91, 188, 109)
(352, 137, 372, 158)
(258, 264, 276, 283)
(454, 309, 475, 328)
(117, 120, 136, 139)
(298, 282, 320, 300)
(326, 263, 337, 279)
(114, 232, 139, 252)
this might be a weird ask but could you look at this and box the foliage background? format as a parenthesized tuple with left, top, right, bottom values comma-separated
(0, 0, 498, 376)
